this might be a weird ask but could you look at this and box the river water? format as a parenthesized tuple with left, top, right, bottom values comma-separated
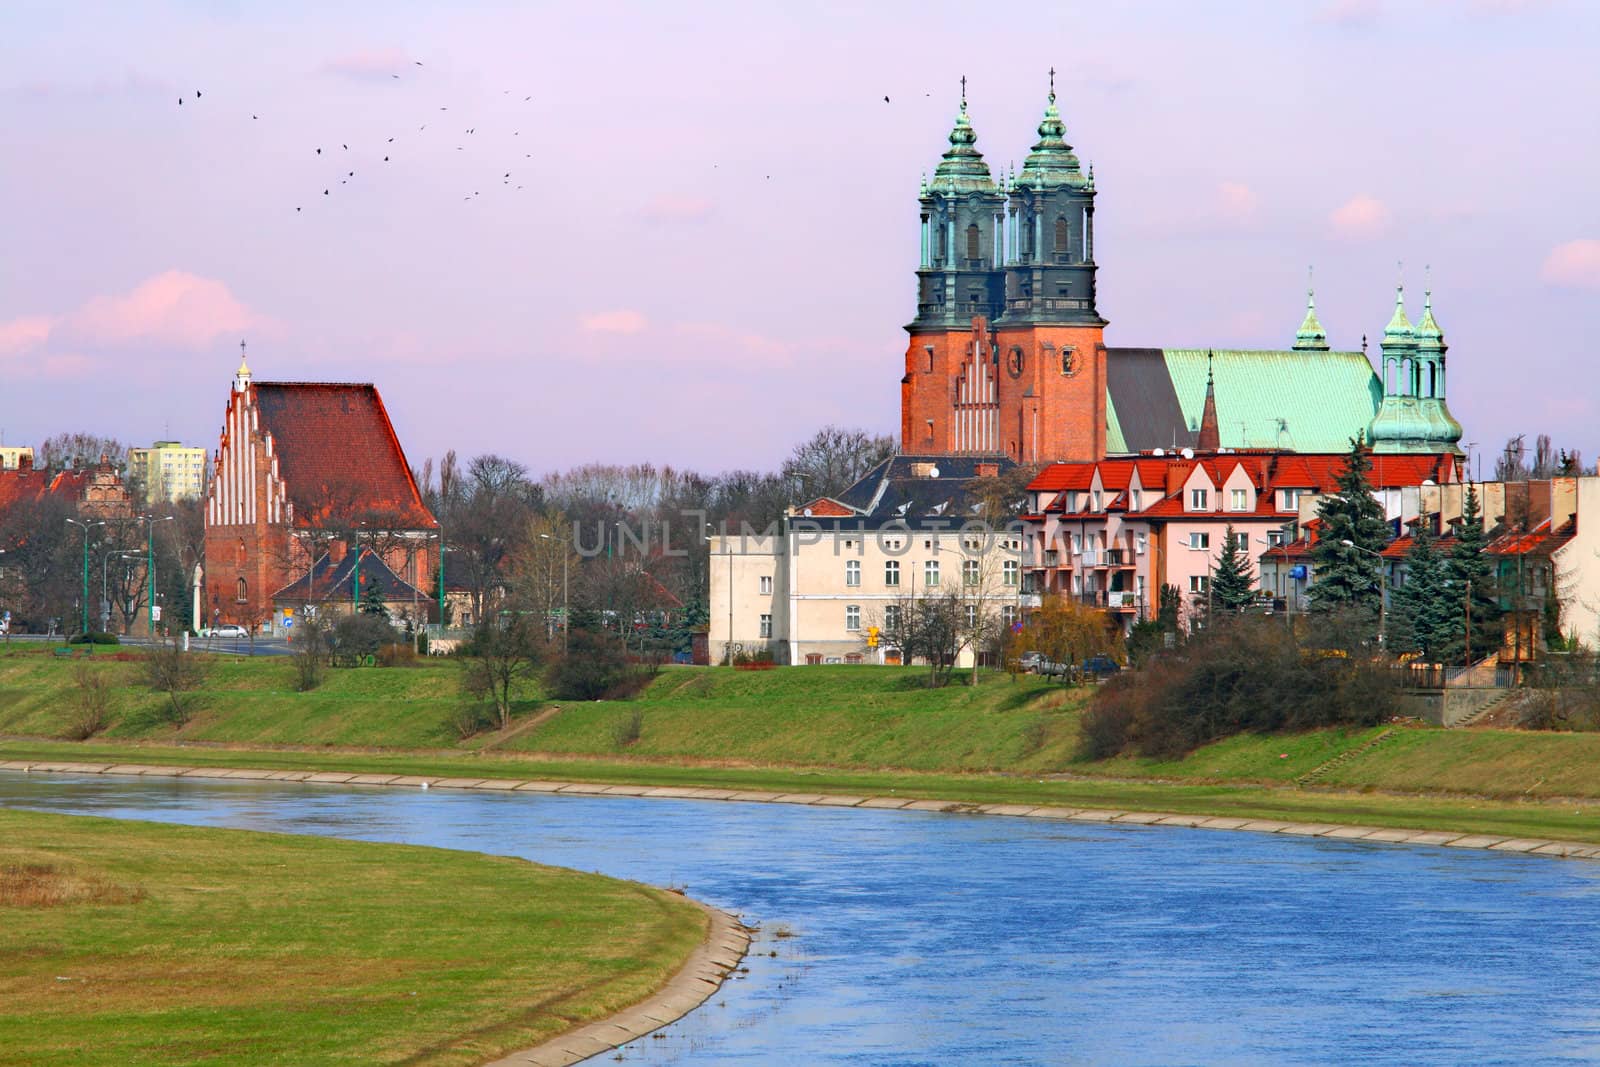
(3, 772, 1598, 1066)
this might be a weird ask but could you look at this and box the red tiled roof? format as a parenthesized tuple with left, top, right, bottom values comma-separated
(1484, 516, 1576, 557)
(0, 468, 89, 515)
(796, 497, 855, 518)
(253, 382, 436, 530)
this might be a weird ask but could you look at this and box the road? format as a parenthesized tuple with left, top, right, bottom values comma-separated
(1, 633, 294, 657)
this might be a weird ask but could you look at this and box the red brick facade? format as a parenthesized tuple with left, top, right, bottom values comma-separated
(902, 316, 1106, 464)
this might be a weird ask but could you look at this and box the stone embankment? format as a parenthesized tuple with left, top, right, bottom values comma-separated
(6, 759, 1599, 862)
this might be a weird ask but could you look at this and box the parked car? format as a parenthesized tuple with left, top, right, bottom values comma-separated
(1081, 655, 1121, 679)
(203, 624, 249, 639)
(1018, 651, 1044, 673)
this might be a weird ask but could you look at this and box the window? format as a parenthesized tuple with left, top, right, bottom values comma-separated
(759, 575, 772, 595)
(759, 613, 773, 639)
(936, 225, 947, 260)
(1230, 489, 1248, 511)
(1232, 531, 1251, 552)
(1001, 605, 1018, 628)
(846, 604, 861, 631)
(1190, 575, 1209, 593)
(1129, 489, 1142, 511)
(1135, 532, 1148, 555)
(924, 560, 940, 587)
(1189, 532, 1210, 550)
(1092, 490, 1103, 511)
(236, 578, 247, 603)
(1190, 488, 1209, 510)
(885, 605, 902, 631)
(846, 560, 860, 587)
(885, 560, 900, 587)
(1268, 529, 1287, 547)
(1003, 559, 1019, 587)
(1281, 488, 1303, 510)
(965, 605, 977, 629)
(1054, 216, 1069, 254)
(237, 538, 246, 565)
(966, 223, 980, 260)
(963, 559, 980, 586)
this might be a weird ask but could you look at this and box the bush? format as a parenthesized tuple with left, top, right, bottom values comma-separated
(291, 617, 328, 692)
(141, 639, 209, 726)
(69, 632, 119, 646)
(377, 642, 418, 668)
(329, 613, 401, 664)
(547, 629, 637, 701)
(611, 708, 644, 748)
(1078, 615, 1395, 760)
(449, 703, 496, 740)
(64, 662, 112, 740)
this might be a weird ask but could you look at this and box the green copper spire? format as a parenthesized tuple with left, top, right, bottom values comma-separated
(1293, 269, 1330, 351)
(929, 75, 996, 195)
(1383, 284, 1413, 340)
(1013, 69, 1087, 191)
(1414, 286, 1443, 350)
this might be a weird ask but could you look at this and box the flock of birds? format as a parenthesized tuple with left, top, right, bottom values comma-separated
(175, 61, 538, 212)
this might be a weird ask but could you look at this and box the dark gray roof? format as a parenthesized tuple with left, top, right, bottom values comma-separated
(801, 454, 1020, 531)
(1104, 347, 1194, 453)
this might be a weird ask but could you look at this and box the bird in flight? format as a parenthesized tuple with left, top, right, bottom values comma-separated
(316, 148, 321, 155)
(883, 95, 890, 103)
(196, 90, 202, 98)
(177, 97, 182, 105)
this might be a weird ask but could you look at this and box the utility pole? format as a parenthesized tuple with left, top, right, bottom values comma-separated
(65, 518, 104, 636)
(144, 514, 174, 636)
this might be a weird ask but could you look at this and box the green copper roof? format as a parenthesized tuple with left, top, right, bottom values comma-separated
(1293, 289, 1330, 351)
(1162, 348, 1381, 452)
(929, 97, 997, 196)
(1382, 286, 1414, 345)
(1413, 289, 1444, 351)
(1106, 394, 1128, 454)
(1013, 91, 1088, 192)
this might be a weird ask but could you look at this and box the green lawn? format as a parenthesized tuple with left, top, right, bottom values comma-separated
(5, 650, 1600, 845)
(0, 808, 704, 1067)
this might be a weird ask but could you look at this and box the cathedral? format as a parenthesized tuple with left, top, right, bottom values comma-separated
(900, 79, 1464, 462)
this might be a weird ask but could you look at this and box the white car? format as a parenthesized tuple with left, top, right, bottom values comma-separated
(205, 624, 249, 639)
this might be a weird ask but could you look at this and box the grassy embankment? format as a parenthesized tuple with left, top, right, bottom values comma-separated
(0, 807, 704, 1067)
(4, 649, 1600, 843)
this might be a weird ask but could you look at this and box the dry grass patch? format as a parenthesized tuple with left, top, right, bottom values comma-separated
(0, 861, 144, 909)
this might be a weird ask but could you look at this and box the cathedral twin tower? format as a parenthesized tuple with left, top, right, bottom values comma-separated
(902, 78, 1108, 464)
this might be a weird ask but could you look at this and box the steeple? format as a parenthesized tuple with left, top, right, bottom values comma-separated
(1368, 285, 1463, 455)
(929, 76, 997, 196)
(1196, 352, 1221, 452)
(233, 339, 252, 394)
(1293, 268, 1329, 351)
(1012, 69, 1088, 192)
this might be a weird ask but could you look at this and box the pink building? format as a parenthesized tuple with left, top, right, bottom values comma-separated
(1022, 450, 1464, 630)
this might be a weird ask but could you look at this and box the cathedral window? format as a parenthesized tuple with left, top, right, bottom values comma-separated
(237, 538, 246, 565)
(236, 578, 247, 603)
(966, 223, 980, 261)
(936, 225, 947, 261)
(1054, 216, 1069, 257)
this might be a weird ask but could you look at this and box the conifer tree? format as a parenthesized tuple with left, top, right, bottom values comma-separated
(1210, 525, 1256, 612)
(1444, 484, 1503, 664)
(1309, 439, 1390, 622)
(1388, 516, 1453, 659)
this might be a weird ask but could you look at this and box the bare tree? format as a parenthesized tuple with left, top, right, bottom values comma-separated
(37, 433, 128, 472)
(142, 637, 209, 725)
(459, 614, 545, 730)
(780, 426, 895, 500)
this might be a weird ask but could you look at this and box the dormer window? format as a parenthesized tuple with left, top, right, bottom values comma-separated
(1190, 488, 1209, 510)
(1129, 490, 1142, 511)
(1230, 489, 1248, 511)
(1091, 490, 1102, 511)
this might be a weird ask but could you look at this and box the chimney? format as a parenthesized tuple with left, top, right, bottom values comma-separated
(17, 453, 31, 471)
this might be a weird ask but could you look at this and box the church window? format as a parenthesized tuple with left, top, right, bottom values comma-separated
(966, 223, 980, 261)
(237, 538, 246, 565)
(936, 225, 947, 261)
(236, 578, 247, 602)
(1054, 216, 1069, 256)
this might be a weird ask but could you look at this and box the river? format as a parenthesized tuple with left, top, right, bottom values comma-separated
(3, 772, 1598, 1066)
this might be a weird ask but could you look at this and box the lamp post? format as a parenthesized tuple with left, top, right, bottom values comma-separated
(538, 532, 570, 652)
(1340, 538, 1387, 647)
(142, 515, 175, 636)
(64, 519, 105, 635)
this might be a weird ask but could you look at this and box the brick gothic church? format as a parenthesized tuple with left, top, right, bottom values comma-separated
(901, 80, 1465, 462)
(203, 352, 438, 630)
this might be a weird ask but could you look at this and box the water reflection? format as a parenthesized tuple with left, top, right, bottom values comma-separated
(3, 772, 1599, 1066)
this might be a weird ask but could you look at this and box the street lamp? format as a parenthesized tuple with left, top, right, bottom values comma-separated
(538, 532, 570, 651)
(140, 515, 175, 635)
(1340, 539, 1387, 647)
(64, 519, 106, 635)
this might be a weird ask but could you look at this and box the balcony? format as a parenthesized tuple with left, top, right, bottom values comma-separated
(1078, 550, 1102, 568)
(1105, 591, 1141, 611)
(1104, 548, 1130, 567)
(1079, 590, 1105, 607)
(1019, 593, 1042, 609)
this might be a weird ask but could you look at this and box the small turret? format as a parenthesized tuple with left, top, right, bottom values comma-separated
(1293, 270, 1329, 351)
(1196, 352, 1221, 452)
(233, 339, 252, 394)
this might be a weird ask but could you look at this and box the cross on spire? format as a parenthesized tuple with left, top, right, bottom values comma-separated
(1049, 66, 1056, 104)
(959, 74, 967, 111)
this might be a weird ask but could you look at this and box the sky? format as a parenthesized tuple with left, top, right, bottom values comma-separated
(2, 0, 1597, 480)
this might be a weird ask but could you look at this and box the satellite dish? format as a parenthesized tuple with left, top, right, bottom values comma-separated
(928, 466, 941, 478)
(1153, 448, 1165, 457)
(802, 507, 814, 517)
(1180, 447, 1195, 459)
(1422, 479, 1436, 486)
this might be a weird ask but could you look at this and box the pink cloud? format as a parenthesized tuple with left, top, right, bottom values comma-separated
(1541, 239, 1600, 290)
(0, 315, 56, 358)
(1317, 0, 1382, 27)
(72, 270, 267, 348)
(640, 195, 715, 224)
(579, 309, 649, 334)
(1329, 195, 1390, 240)
(320, 49, 416, 81)
(1214, 182, 1259, 223)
